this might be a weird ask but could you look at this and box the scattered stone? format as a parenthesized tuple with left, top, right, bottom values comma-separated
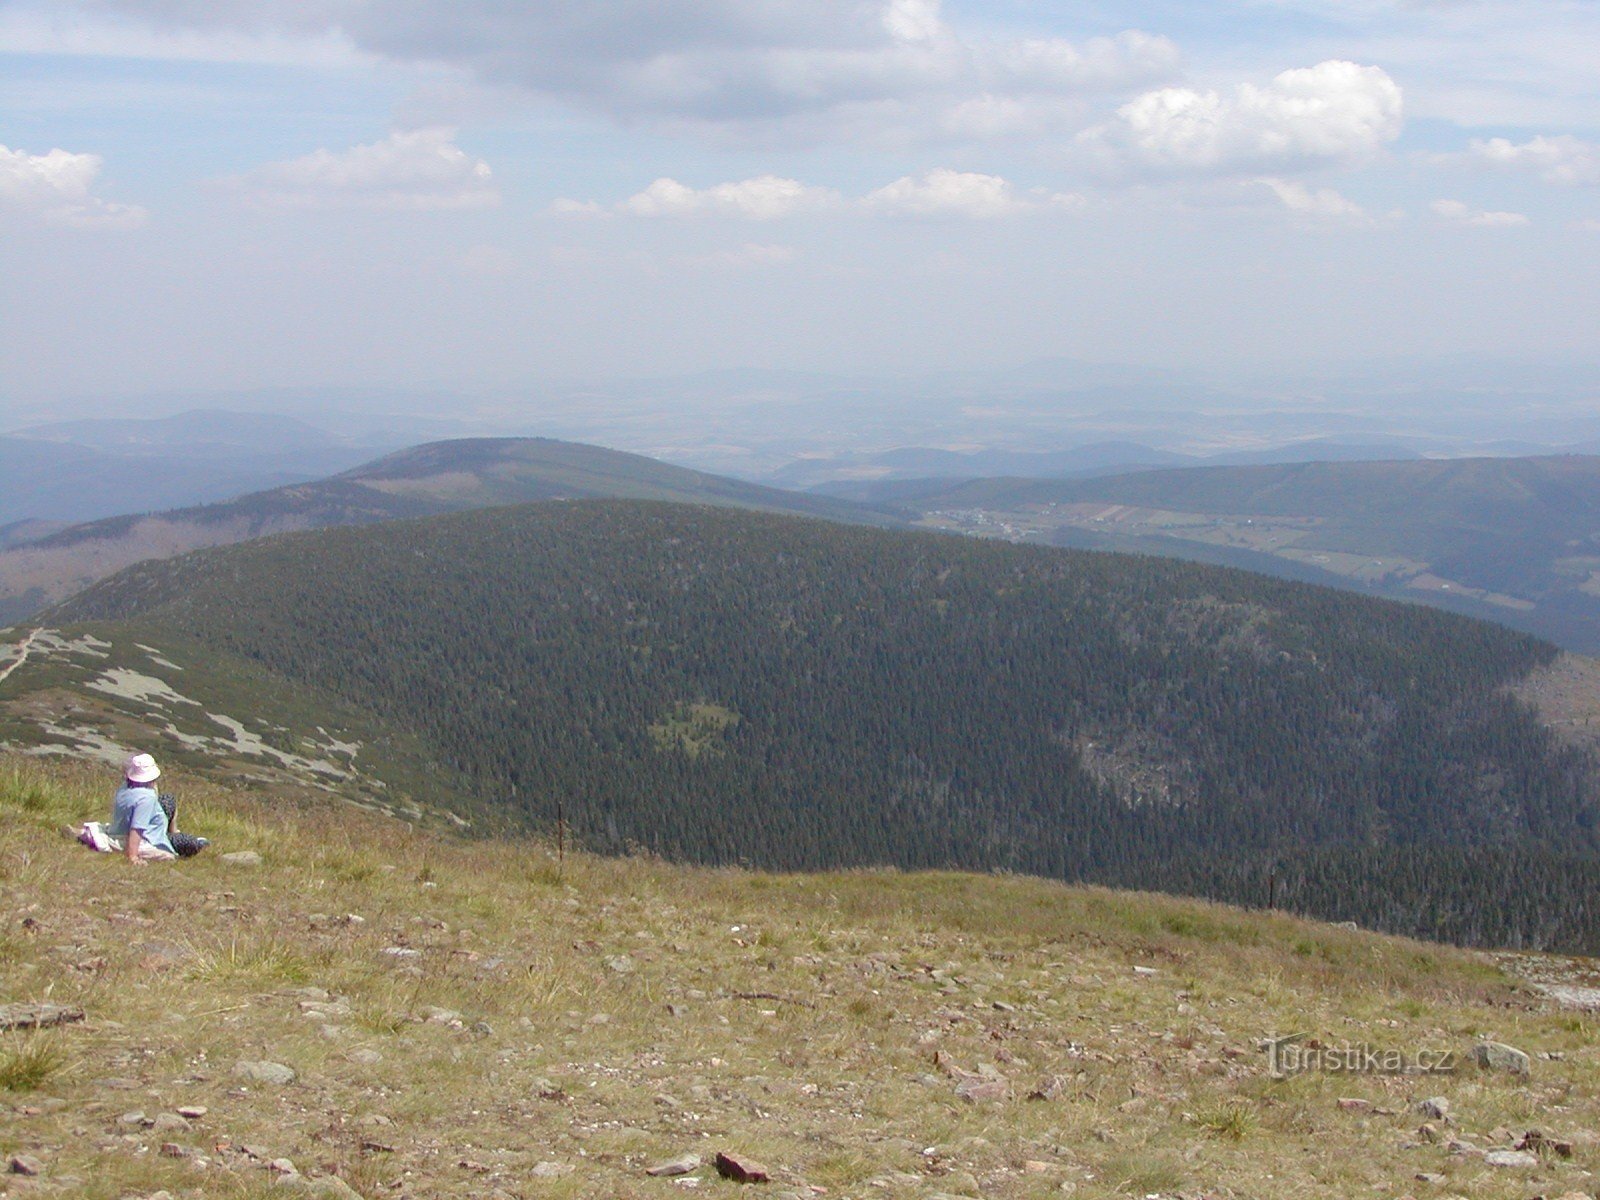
(301, 1178, 365, 1200)
(234, 1060, 297, 1085)
(8, 1155, 43, 1176)
(714, 1151, 770, 1183)
(1413, 1173, 1446, 1185)
(177, 1105, 208, 1120)
(1336, 1098, 1372, 1113)
(152, 1112, 189, 1131)
(1417, 1097, 1451, 1121)
(1131, 966, 1159, 976)
(159, 1143, 189, 1158)
(118, 1109, 149, 1126)
(419, 1006, 463, 1024)
(300, 1000, 353, 1019)
(380, 947, 421, 959)
(1482, 1150, 1538, 1168)
(221, 850, 263, 867)
(0, 1002, 85, 1031)
(268, 1156, 299, 1175)
(955, 1075, 1009, 1103)
(1471, 1041, 1530, 1075)
(1418, 1123, 1441, 1143)
(1027, 1076, 1068, 1101)
(346, 1049, 382, 1066)
(530, 1162, 573, 1178)
(647, 1154, 701, 1177)
(1517, 1129, 1574, 1158)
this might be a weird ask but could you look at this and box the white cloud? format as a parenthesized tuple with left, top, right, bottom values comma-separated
(73, 1, 1180, 146)
(615, 176, 843, 220)
(0, 143, 147, 229)
(1258, 177, 1375, 224)
(223, 127, 499, 211)
(1430, 198, 1528, 227)
(1468, 135, 1600, 187)
(863, 168, 1080, 218)
(1079, 60, 1403, 178)
(567, 169, 1079, 221)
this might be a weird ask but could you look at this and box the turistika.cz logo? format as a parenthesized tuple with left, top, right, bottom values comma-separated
(1265, 1034, 1458, 1077)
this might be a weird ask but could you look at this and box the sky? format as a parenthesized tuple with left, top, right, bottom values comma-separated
(2, 0, 1599, 408)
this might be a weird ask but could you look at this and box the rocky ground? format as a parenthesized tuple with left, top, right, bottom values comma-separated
(2, 758, 1598, 1200)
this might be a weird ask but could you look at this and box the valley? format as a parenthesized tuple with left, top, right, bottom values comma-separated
(846, 456, 1600, 653)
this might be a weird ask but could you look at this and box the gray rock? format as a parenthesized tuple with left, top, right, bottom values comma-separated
(221, 850, 263, 866)
(530, 1161, 574, 1177)
(646, 1154, 701, 1177)
(1472, 1041, 1531, 1075)
(8, 1155, 44, 1176)
(605, 955, 635, 974)
(303, 1179, 364, 1200)
(346, 1049, 383, 1066)
(1417, 1096, 1451, 1121)
(1483, 1150, 1539, 1168)
(419, 1006, 462, 1024)
(234, 1060, 297, 1085)
(0, 1002, 84, 1031)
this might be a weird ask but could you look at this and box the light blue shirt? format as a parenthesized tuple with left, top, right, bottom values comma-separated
(109, 784, 175, 855)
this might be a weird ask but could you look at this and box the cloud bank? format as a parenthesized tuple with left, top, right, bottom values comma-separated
(1080, 60, 1402, 178)
(222, 127, 499, 211)
(77, 0, 1181, 145)
(1468, 135, 1599, 187)
(559, 169, 1080, 220)
(1431, 198, 1528, 227)
(0, 144, 147, 229)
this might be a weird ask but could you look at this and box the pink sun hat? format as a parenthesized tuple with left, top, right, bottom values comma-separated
(124, 752, 161, 784)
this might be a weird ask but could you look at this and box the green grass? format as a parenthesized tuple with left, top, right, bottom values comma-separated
(0, 1034, 71, 1092)
(0, 755, 1593, 1200)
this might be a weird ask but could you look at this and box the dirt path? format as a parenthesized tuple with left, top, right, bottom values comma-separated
(0, 627, 43, 686)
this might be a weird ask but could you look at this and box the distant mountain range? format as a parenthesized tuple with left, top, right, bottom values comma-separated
(0, 409, 392, 527)
(783, 438, 1427, 490)
(840, 455, 1600, 653)
(0, 436, 896, 626)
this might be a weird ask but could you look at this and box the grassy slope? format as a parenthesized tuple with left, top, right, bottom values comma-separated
(3, 758, 1597, 1200)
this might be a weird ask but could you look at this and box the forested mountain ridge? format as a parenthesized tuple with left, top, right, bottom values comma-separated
(847, 454, 1600, 653)
(36, 498, 1600, 951)
(0, 436, 895, 626)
